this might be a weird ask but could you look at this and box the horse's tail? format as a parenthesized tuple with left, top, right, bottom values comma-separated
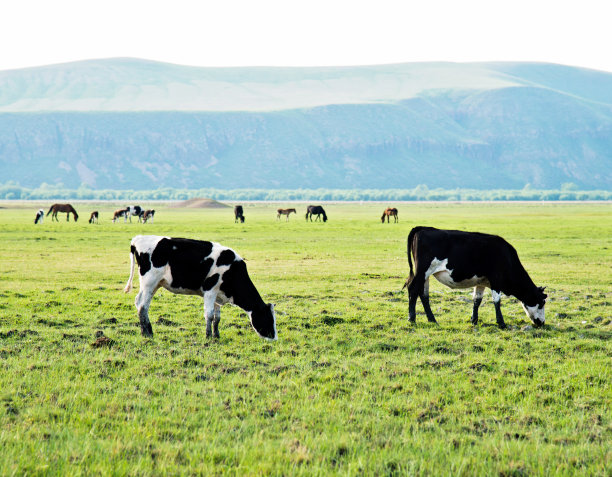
(46, 205, 54, 216)
(402, 227, 419, 290)
(124, 243, 137, 293)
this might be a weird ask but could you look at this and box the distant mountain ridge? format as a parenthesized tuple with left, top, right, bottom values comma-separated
(1, 58, 611, 190)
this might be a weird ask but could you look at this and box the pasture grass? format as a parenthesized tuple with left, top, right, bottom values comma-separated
(0, 202, 610, 476)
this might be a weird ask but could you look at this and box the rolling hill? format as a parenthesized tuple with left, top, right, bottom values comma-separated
(0, 58, 611, 190)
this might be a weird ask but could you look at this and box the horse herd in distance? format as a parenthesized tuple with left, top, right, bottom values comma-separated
(34, 204, 155, 224)
(33, 203, 401, 226)
(236, 205, 398, 223)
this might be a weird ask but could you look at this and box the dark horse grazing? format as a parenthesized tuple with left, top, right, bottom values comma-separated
(306, 205, 327, 222)
(234, 205, 245, 223)
(381, 207, 398, 223)
(47, 204, 79, 222)
(277, 208, 296, 221)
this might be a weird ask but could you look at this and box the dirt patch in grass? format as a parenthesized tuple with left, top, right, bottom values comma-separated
(170, 198, 229, 208)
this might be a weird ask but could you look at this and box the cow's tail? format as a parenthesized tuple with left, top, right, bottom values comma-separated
(402, 227, 420, 291)
(124, 244, 136, 293)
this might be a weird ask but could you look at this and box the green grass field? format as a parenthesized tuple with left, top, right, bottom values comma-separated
(0, 202, 610, 476)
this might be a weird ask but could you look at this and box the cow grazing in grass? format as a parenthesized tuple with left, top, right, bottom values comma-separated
(142, 210, 155, 223)
(89, 211, 99, 224)
(234, 205, 245, 223)
(34, 209, 45, 224)
(403, 226, 547, 329)
(112, 208, 128, 223)
(126, 206, 144, 223)
(124, 235, 277, 340)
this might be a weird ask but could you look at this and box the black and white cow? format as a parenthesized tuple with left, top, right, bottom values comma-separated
(126, 206, 144, 223)
(404, 226, 547, 328)
(124, 235, 277, 340)
(34, 209, 45, 224)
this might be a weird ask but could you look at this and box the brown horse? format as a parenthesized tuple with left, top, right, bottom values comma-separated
(381, 207, 398, 223)
(47, 204, 79, 222)
(277, 208, 296, 221)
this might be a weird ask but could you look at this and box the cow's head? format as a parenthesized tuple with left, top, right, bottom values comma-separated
(250, 303, 277, 341)
(521, 286, 547, 327)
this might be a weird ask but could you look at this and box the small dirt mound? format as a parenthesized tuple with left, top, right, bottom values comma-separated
(171, 198, 229, 208)
(91, 331, 114, 348)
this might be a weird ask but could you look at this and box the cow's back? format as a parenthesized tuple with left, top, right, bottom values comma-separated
(412, 227, 517, 280)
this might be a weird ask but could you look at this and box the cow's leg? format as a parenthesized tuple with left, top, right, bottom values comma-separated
(419, 278, 437, 323)
(135, 287, 156, 336)
(408, 274, 424, 322)
(491, 290, 506, 329)
(212, 303, 222, 339)
(471, 286, 485, 325)
(203, 291, 217, 338)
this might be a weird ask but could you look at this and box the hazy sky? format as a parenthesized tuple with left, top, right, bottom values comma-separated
(2, 0, 611, 72)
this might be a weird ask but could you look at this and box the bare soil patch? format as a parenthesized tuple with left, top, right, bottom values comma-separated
(170, 198, 229, 208)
